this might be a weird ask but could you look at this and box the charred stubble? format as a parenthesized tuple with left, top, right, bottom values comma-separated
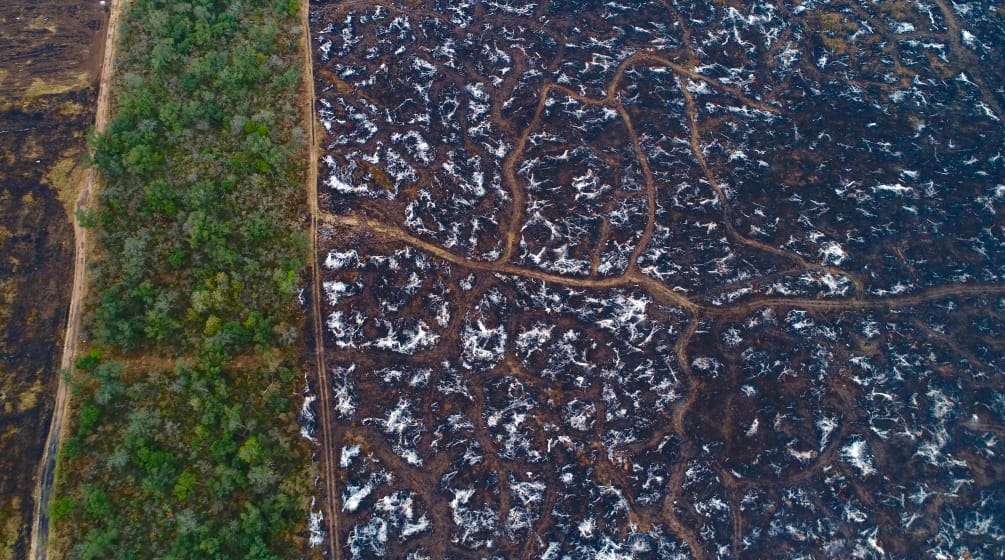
(305, 1, 1005, 558)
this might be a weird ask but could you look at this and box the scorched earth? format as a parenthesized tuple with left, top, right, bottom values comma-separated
(304, 1, 1005, 558)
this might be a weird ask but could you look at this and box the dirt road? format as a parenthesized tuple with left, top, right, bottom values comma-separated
(300, 0, 343, 557)
(28, 0, 122, 558)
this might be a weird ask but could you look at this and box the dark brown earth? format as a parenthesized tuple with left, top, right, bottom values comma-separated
(0, 2, 105, 558)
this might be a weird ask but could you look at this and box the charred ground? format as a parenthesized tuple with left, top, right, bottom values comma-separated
(0, 1, 104, 557)
(306, 1, 1005, 558)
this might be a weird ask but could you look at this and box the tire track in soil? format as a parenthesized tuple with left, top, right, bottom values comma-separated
(301, 0, 343, 557)
(323, 212, 1005, 317)
(28, 0, 123, 558)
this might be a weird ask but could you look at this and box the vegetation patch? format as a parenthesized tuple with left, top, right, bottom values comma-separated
(51, 0, 315, 558)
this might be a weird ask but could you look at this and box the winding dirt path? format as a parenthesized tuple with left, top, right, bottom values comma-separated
(28, 0, 122, 558)
(300, 0, 342, 557)
(323, 211, 1005, 316)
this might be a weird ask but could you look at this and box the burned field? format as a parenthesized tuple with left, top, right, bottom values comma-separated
(307, 1, 1005, 558)
(0, 1, 104, 557)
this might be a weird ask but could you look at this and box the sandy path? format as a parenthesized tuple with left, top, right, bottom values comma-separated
(28, 0, 123, 558)
(300, 0, 343, 557)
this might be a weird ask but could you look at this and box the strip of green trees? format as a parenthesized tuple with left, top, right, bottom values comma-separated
(52, 0, 315, 557)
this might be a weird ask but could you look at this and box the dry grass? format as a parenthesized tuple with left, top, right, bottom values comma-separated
(0, 495, 22, 560)
(58, 100, 86, 116)
(817, 12, 859, 56)
(43, 148, 86, 218)
(22, 72, 91, 99)
(876, 0, 916, 22)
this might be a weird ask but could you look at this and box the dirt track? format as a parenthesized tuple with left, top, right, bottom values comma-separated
(300, 1, 342, 557)
(27, 0, 121, 557)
